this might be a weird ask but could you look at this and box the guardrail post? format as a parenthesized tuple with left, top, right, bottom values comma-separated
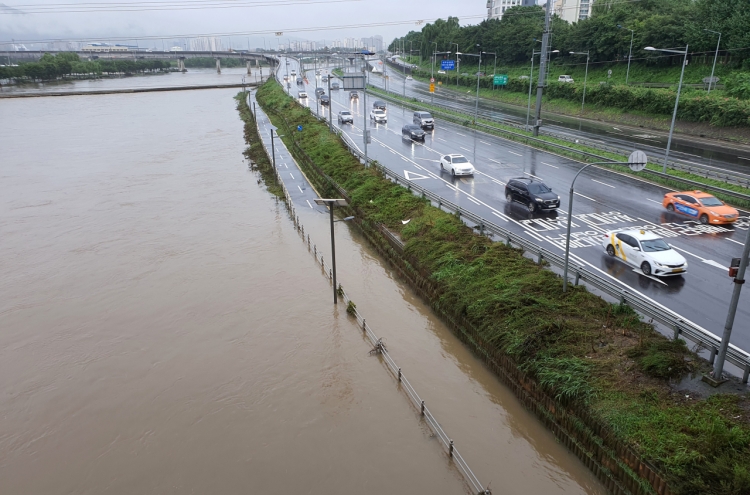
(449, 439, 454, 457)
(420, 400, 425, 415)
(314, 244, 316, 256)
(398, 368, 402, 382)
(537, 252, 543, 264)
(574, 272, 581, 286)
(673, 325, 681, 340)
(329, 268, 333, 280)
(362, 318, 366, 331)
(506, 236, 511, 247)
(743, 365, 749, 385)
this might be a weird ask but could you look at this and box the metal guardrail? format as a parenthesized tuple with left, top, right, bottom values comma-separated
(368, 84, 750, 194)
(265, 68, 750, 381)
(250, 93, 491, 494)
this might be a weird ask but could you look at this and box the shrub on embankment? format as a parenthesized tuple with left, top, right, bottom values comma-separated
(248, 80, 750, 494)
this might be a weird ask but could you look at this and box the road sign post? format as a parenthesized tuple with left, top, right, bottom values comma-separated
(440, 59, 455, 71)
(493, 74, 508, 87)
(429, 83, 435, 93)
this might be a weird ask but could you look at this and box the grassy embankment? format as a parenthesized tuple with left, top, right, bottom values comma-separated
(363, 84, 750, 210)
(244, 80, 750, 495)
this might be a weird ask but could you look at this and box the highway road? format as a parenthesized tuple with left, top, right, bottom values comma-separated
(375, 60, 750, 177)
(278, 58, 750, 359)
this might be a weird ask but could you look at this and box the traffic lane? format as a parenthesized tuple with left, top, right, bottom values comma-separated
(284, 62, 750, 348)
(374, 70, 750, 175)
(329, 101, 750, 348)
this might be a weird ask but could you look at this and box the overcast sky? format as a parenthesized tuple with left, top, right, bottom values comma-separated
(0, 0, 510, 48)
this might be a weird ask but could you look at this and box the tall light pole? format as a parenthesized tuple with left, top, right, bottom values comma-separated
(456, 49, 482, 122)
(314, 198, 351, 304)
(431, 41, 438, 79)
(563, 151, 647, 292)
(570, 51, 590, 119)
(526, 49, 558, 130)
(450, 42, 459, 89)
(617, 25, 634, 85)
(645, 45, 688, 173)
(533, 0, 553, 136)
(704, 29, 721, 94)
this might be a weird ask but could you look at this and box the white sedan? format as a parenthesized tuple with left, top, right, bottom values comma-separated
(440, 154, 475, 177)
(370, 109, 387, 124)
(602, 229, 687, 277)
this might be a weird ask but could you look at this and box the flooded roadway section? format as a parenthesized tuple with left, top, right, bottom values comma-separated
(0, 88, 604, 494)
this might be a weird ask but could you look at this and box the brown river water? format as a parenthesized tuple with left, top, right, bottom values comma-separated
(0, 85, 605, 494)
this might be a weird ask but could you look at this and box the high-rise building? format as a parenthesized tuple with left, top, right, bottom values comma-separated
(553, 0, 595, 22)
(487, 0, 536, 20)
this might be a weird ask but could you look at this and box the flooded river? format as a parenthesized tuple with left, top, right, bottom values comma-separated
(0, 84, 605, 494)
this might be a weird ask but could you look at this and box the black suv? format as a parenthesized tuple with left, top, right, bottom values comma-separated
(315, 87, 325, 97)
(505, 177, 560, 212)
(401, 124, 425, 141)
(372, 100, 387, 111)
(319, 95, 330, 106)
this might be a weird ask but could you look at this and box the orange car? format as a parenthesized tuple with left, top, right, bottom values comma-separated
(662, 190, 738, 224)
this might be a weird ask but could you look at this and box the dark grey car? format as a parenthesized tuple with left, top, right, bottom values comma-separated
(505, 177, 560, 213)
(338, 111, 353, 124)
(372, 100, 387, 111)
(401, 124, 426, 141)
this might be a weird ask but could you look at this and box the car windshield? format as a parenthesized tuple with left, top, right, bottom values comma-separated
(340, 111, 351, 115)
(699, 196, 723, 206)
(421, 113, 433, 119)
(374, 110, 384, 115)
(527, 183, 551, 194)
(640, 238, 672, 252)
(452, 156, 468, 163)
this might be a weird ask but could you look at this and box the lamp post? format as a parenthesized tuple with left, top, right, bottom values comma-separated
(527, 48, 559, 130)
(569, 51, 590, 119)
(617, 25, 634, 85)
(563, 151, 647, 292)
(704, 29, 721, 94)
(431, 41, 438, 79)
(456, 48, 482, 123)
(450, 42, 459, 89)
(313, 198, 351, 304)
(269, 127, 284, 183)
(644, 45, 688, 173)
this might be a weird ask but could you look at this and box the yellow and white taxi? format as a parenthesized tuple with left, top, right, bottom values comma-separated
(602, 229, 687, 277)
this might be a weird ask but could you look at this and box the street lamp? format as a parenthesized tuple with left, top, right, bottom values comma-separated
(644, 45, 688, 173)
(269, 127, 284, 182)
(617, 25, 635, 85)
(450, 42, 459, 89)
(570, 51, 590, 120)
(313, 198, 351, 304)
(704, 29, 721, 94)
(431, 41, 438, 79)
(456, 48, 482, 123)
(562, 151, 647, 292)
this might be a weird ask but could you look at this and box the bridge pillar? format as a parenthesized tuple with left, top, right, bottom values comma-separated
(215, 58, 221, 74)
(177, 57, 186, 72)
(246, 59, 252, 75)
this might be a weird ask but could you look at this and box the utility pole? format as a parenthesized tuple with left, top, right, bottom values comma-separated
(532, 0, 553, 137)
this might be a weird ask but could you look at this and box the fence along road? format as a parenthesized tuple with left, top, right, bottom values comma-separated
(248, 91, 493, 495)
(275, 61, 750, 383)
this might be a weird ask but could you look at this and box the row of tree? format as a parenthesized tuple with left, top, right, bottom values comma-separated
(389, 0, 750, 68)
(0, 53, 172, 81)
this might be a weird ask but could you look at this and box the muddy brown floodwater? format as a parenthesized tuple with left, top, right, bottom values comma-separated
(0, 87, 605, 494)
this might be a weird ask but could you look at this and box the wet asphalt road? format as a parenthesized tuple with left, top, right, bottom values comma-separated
(374, 61, 750, 177)
(281, 59, 750, 354)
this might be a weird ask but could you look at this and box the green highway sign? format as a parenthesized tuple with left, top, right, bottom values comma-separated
(493, 74, 508, 86)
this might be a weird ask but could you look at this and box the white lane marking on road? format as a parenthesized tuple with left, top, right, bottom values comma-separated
(460, 146, 472, 152)
(727, 238, 744, 245)
(467, 196, 480, 205)
(401, 157, 409, 162)
(574, 192, 596, 202)
(670, 245, 725, 270)
(646, 199, 662, 204)
(541, 162, 558, 168)
(290, 173, 295, 180)
(739, 156, 750, 161)
(491, 211, 509, 222)
(479, 141, 492, 146)
(297, 185, 304, 193)
(445, 184, 456, 191)
(456, 132, 467, 137)
(436, 137, 448, 142)
(488, 158, 502, 164)
(284, 163, 289, 168)
(508, 151, 522, 157)
(632, 269, 668, 285)
(306, 199, 313, 209)
(492, 179, 505, 185)
(404, 170, 431, 181)
(591, 179, 615, 188)
(523, 172, 542, 179)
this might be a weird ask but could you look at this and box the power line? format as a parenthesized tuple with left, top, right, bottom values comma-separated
(0, 0, 362, 14)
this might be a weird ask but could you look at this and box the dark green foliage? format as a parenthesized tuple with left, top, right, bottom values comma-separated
(0, 53, 169, 81)
(626, 339, 691, 379)
(183, 57, 246, 68)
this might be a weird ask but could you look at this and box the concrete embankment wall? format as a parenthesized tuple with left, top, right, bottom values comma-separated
(0, 83, 255, 98)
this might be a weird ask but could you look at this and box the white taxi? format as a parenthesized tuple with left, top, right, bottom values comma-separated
(602, 229, 687, 277)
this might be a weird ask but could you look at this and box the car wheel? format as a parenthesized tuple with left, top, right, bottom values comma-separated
(506, 193, 513, 203)
(440, 163, 444, 171)
(606, 244, 615, 257)
(451, 169, 456, 177)
(666, 203, 675, 212)
(641, 262, 652, 276)
(527, 202, 536, 213)
(699, 214, 709, 224)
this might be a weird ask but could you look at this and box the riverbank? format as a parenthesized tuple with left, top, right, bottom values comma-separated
(0, 83, 252, 98)
(247, 80, 750, 495)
